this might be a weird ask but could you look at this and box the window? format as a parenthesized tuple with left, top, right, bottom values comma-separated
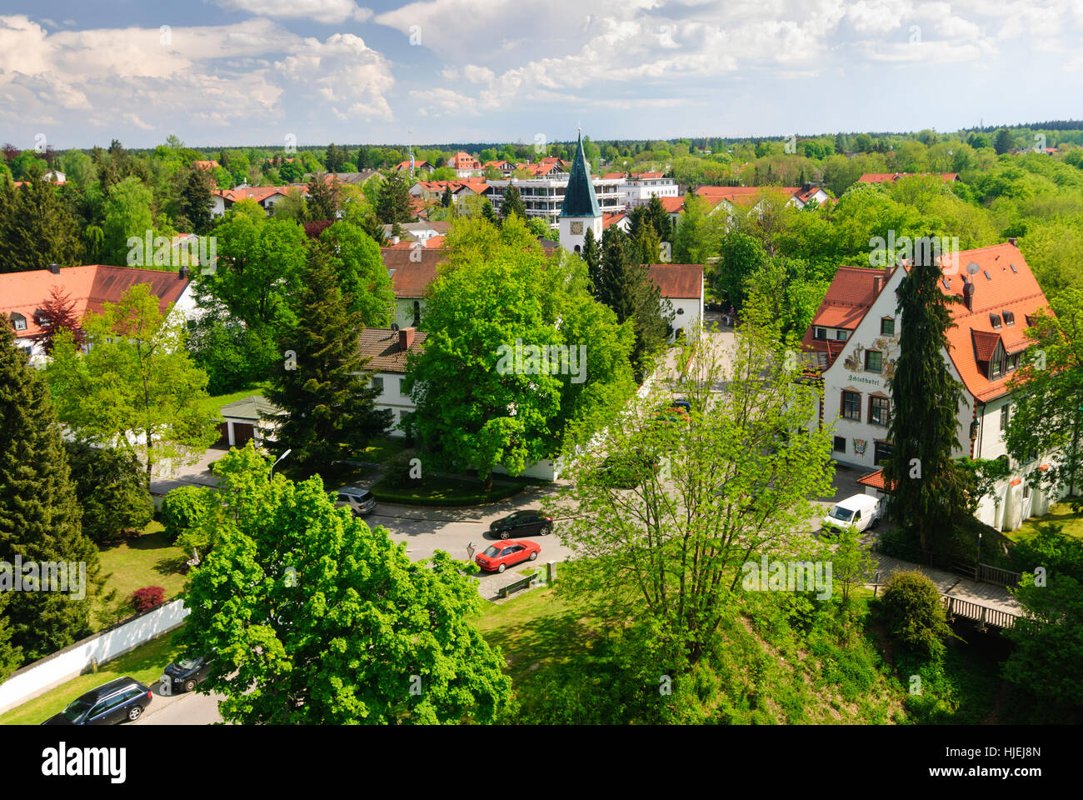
(880, 316, 896, 336)
(869, 396, 891, 426)
(1007, 354, 1020, 372)
(814, 327, 827, 340)
(874, 441, 894, 465)
(836, 329, 849, 341)
(1003, 310, 1015, 326)
(991, 358, 1002, 379)
(412, 300, 421, 327)
(1000, 404, 1010, 432)
(9, 312, 26, 332)
(833, 436, 846, 453)
(842, 391, 862, 421)
(371, 376, 384, 393)
(1023, 482, 1031, 499)
(865, 350, 883, 373)
(990, 313, 1002, 330)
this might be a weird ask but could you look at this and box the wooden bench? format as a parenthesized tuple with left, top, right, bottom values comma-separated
(496, 573, 538, 599)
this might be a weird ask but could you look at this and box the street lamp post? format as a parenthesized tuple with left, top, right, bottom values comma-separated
(270, 449, 292, 479)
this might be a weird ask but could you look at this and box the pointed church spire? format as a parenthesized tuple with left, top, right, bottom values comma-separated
(560, 130, 600, 219)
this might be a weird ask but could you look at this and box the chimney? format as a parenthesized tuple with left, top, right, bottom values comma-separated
(1007, 236, 1017, 247)
(398, 326, 416, 351)
(962, 277, 975, 311)
(48, 263, 59, 275)
(178, 265, 189, 280)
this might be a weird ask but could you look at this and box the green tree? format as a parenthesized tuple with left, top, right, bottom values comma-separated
(264, 244, 391, 473)
(0, 595, 21, 681)
(672, 193, 723, 265)
(0, 175, 82, 272)
(1005, 289, 1083, 506)
(994, 128, 1016, 155)
(178, 166, 214, 234)
(500, 185, 527, 221)
(63, 442, 154, 543)
(177, 444, 511, 723)
(102, 176, 155, 266)
(581, 226, 601, 281)
(825, 525, 877, 605)
(717, 232, 769, 308)
(551, 312, 834, 668)
(0, 325, 100, 662)
(46, 284, 219, 488)
(375, 171, 413, 226)
(440, 185, 453, 207)
(306, 174, 339, 221)
(884, 239, 972, 559)
(879, 571, 953, 659)
(319, 221, 395, 326)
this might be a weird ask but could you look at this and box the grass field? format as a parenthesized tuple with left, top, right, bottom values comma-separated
(95, 521, 187, 628)
(1008, 502, 1083, 541)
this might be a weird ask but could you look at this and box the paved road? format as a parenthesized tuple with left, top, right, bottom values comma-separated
(135, 686, 227, 726)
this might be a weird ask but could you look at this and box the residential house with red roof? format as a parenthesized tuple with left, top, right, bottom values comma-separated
(211, 184, 309, 217)
(359, 326, 428, 437)
(802, 241, 1060, 530)
(382, 247, 447, 330)
(695, 184, 829, 216)
(1, 264, 196, 361)
(648, 263, 704, 341)
(447, 151, 482, 177)
(857, 172, 959, 184)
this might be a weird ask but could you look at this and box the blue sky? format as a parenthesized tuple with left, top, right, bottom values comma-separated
(1, 0, 1081, 150)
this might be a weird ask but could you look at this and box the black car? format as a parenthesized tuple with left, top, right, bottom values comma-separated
(488, 510, 553, 539)
(160, 654, 213, 695)
(43, 677, 153, 725)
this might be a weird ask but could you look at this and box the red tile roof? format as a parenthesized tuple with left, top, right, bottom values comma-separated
(381, 248, 447, 298)
(358, 327, 427, 374)
(658, 196, 685, 213)
(694, 185, 804, 209)
(857, 468, 894, 492)
(192, 160, 219, 171)
(632, 171, 664, 179)
(0, 265, 191, 339)
(800, 267, 890, 368)
(213, 185, 308, 204)
(648, 264, 703, 299)
(602, 212, 626, 229)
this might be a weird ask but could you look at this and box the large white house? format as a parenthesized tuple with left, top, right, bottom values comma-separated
(801, 241, 1061, 531)
(359, 326, 428, 437)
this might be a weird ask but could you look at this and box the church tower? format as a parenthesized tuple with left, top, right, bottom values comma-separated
(558, 130, 603, 254)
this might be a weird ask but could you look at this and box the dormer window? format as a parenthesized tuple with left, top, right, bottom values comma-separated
(836, 330, 849, 341)
(814, 327, 828, 341)
(1003, 310, 1015, 326)
(990, 313, 1002, 330)
(35, 309, 51, 326)
(10, 312, 27, 332)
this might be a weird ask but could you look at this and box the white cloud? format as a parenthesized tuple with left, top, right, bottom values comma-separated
(275, 33, 395, 120)
(215, 0, 373, 25)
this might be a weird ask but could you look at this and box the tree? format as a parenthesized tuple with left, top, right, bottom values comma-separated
(319, 221, 395, 327)
(160, 485, 215, 546)
(440, 185, 453, 207)
(63, 442, 154, 543)
(306, 173, 339, 221)
(825, 525, 877, 605)
(879, 571, 954, 660)
(883, 238, 972, 560)
(32, 286, 85, 354)
(46, 284, 219, 488)
(717, 232, 769, 309)
(0, 595, 22, 682)
(0, 174, 82, 272)
(551, 311, 834, 668)
(178, 166, 214, 234)
(264, 244, 391, 473)
(409, 216, 635, 485)
(0, 325, 100, 662)
(177, 444, 512, 723)
(595, 227, 672, 381)
(1005, 289, 1083, 507)
(994, 128, 1016, 155)
(500, 185, 526, 221)
(102, 176, 155, 266)
(672, 193, 723, 265)
(581, 226, 601, 281)
(375, 171, 413, 226)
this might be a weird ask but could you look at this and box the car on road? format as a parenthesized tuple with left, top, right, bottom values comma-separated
(488, 509, 553, 539)
(42, 677, 153, 725)
(335, 486, 376, 516)
(475, 539, 541, 573)
(822, 494, 882, 533)
(160, 654, 213, 695)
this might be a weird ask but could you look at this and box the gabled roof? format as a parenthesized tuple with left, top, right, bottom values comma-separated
(213, 185, 308, 204)
(220, 395, 284, 422)
(560, 131, 601, 219)
(602, 212, 626, 229)
(658, 196, 685, 213)
(381, 248, 447, 298)
(800, 267, 890, 368)
(0, 265, 191, 339)
(694, 185, 802, 209)
(648, 264, 703, 300)
(358, 327, 427, 373)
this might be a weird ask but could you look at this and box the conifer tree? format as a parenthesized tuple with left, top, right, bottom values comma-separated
(501, 186, 527, 222)
(0, 325, 100, 662)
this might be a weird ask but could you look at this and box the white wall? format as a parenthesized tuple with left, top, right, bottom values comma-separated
(0, 599, 189, 715)
(393, 299, 424, 329)
(374, 371, 415, 437)
(668, 297, 702, 342)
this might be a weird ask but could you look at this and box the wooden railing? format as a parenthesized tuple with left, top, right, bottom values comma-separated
(869, 583, 1019, 630)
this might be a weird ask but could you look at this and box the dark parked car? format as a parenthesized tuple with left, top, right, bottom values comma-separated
(42, 677, 153, 725)
(160, 654, 213, 694)
(488, 510, 553, 540)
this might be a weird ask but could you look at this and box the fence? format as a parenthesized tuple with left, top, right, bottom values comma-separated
(0, 599, 189, 715)
(869, 583, 1017, 630)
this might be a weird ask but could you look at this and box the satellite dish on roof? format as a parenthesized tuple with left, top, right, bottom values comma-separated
(390, 323, 400, 332)
(966, 262, 980, 275)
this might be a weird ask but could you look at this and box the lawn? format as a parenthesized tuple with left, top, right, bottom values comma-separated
(201, 384, 266, 417)
(0, 630, 185, 726)
(357, 436, 409, 464)
(1008, 502, 1083, 542)
(95, 521, 187, 628)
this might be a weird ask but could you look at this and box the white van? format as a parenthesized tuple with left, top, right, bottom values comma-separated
(822, 494, 882, 533)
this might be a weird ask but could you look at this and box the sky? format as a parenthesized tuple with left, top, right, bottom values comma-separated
(0, 0, 1081, 150)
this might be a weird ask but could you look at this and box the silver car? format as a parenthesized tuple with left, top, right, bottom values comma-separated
(335, 486, 376, 516)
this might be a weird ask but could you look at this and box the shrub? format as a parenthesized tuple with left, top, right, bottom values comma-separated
(879, 570, 953, 660)
(63, 442, 154, 543)
(160, 485, 213, 543)
(131, 586, 166, 613)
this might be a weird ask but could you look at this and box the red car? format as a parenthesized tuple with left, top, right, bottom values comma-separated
(475, 539, 541, 573)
